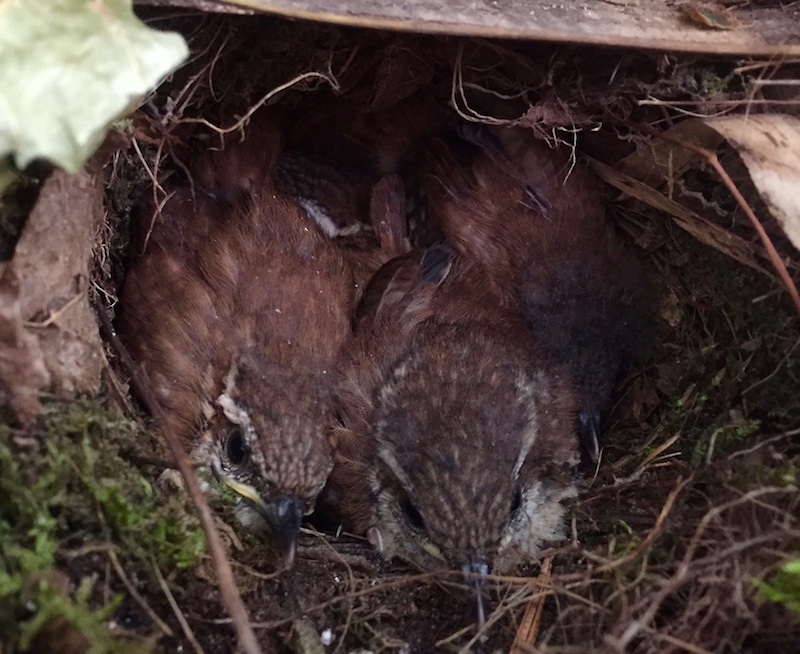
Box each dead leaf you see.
[680,4,740,30]
[369,45,434,112]
[7,165,107,401]
[0,264,50,424]
[618,118,725,188]
[587,156,770,276]
[705,114,800,253]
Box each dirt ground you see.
[2,8,800,654]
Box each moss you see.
[0,398,205,650]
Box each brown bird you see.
[275,92,450,245]
[325,180,580,598]
[118,117,356,566]
[421,124,654,462]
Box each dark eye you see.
[226,428,247,465]
[510,489,522,515]
[402,496,425,530]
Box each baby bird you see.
[421,125,654,462]
[119,117,355,566]
[326,209,580,597]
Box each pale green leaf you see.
[0,0,188,173]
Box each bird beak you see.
[578,404,602,463]
[461,555,490,628]
[258,494,304,567]
[220,477,303,567]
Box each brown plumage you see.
[324,177,580,586]
[420,125,654,461]
[118,117,355,566]
[275,92,450,245]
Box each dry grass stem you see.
[94,303,263,654]
[153,559,205,654]
[105,546,174,638]
[510,556,554,653]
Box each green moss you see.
[0,398,205,650]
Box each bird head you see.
[365,324,579,592]
[195,352,334,567]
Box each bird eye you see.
[402,496,425,530]
[225,428,247,465]
[510,489,522,515]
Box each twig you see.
[614,486,795,649]
[101,364,136,418]
[648,628,715,654]
[728,432,795,460]
[106,546,174,637]
[244,573,439,630]
[434,624,474,648]
[626,120,800,320]
[679,486,790,572]
[23,289,84,328]
[142,190,176,255]
[459,584,533,653]
[312,530,356,654]
[94,303,263,654]
[153,559,205,654]
[596,476,692,574]
[510,556,554,654]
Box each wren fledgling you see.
[119,117,356,566]
[421,124,654,462]
[326,232,580,590]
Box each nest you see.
[2,5,799,654]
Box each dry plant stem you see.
[434,624,474,648]
[459,584,533,653]
[318,537,356,654]
[23,290,84,328]
[153,559,205,654]
[627,120,800,319]
[106,546,174,637]
[509,556,554,654]
[182,71,339,137]
[94,305,262,654]
[451,42,514,126]
[101,365,137,418]
[646,627,714,654]
[614,486,795,650]
[596,475,692,574]
[679,486,789,570]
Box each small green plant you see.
[690,418,762,467]
[754,557,800,617]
